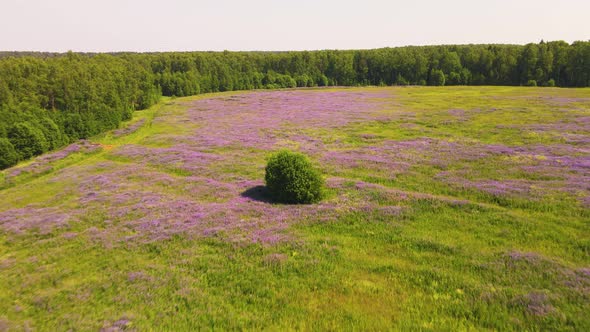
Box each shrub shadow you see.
[241,185,273,203]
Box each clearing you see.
[1,86,589,330]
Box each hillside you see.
[0,86,589,330]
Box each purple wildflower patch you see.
[6,140,102,180]
[513,292,556,316]
[111,144,222,175]
[112,119,146,137]
[1,88,588,246]
[0,206,71,234]
[179,90,393,149]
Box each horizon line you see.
[2,39,589,54]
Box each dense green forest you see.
[1,41,589,169]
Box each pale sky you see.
[1,0,588,52]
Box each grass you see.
[0,86,589,330]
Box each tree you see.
[64,113,86,141]
[429,69,446,86]
[0,138,18,169]
[8,122,48,160]
[0,79,13,108]
[38,117,65,150]
[396,74,409,86]
[518,43,539,85]
[440,51,462,75]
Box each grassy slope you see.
[0,87,589,331]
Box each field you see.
[1,86,589,330]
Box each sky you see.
[1,0,588,52]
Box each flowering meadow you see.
[0,87,589,330]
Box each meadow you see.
[0,86,589,330]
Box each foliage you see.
[38,117,65,150]
[265,150,324,204]
[8,122,48,160]
[63,113,87,140]
[429,69,446,86]
[396,74,409,85]
[0,138,18,168]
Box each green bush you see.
[429,69,446,86]
[318,75,329,87]
[395,74,409,86]
[447,72,461,85]
[0,138,18,169]
[64,113,87,140]
[265,150,324,204]
[526,79,538,87]
[38,117,65,150]
[8,122,48,160]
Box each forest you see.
[1,41,589,169]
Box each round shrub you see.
[8,122,49,160]
[0,138,18,169]
[265,150,324,204]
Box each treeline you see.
[0,52,160,168]
[150,41,590,95]
[1,41,590,169]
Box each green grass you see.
[0,87,589,330]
